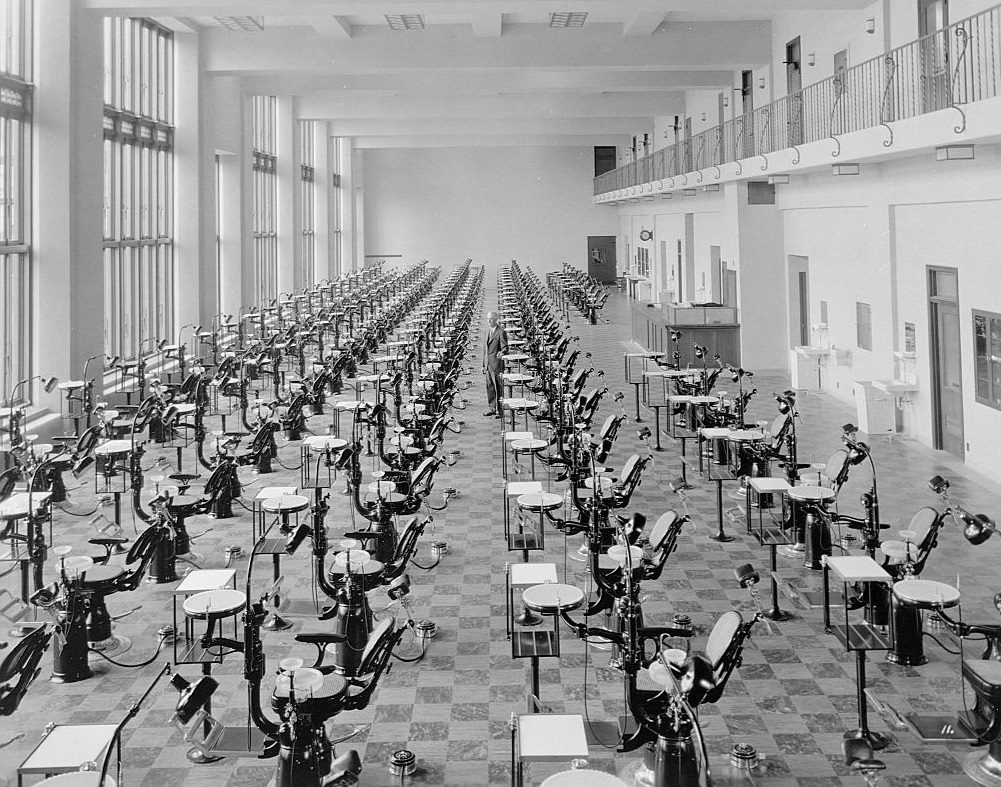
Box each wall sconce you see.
[700,112,706,122]
[865,18,875,34]
[757,76,766,89]
[936,144,975,160]
[807,52,816,66]
[722,94,729,107]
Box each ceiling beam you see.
[471,10,502,37]
[311,15,353,39]
[622,11,668,36]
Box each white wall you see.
[362,146,618,283]
[776,145,1001,477]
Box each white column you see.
[32,0,104,411]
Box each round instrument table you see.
[889,579,960,667]
[273,667,325,696]
[583,475,614,494]
[522,583,585,614]
[261,495,311,515]
[893,579,960,610]
[786,485,836,503]
[511,438,547,453]
[517,492,563,513]
[183,589,247,621]
[328,558,385,590]
[541,772,627,787]
[303,435,348,451]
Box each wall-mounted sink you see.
[872,380,919,396]
[794,345,829,358]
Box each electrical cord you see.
[89,632,169,668]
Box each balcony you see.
[594,4,1000,197]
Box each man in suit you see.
[482,311,507,418]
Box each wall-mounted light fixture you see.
[700,112,707,122]
[757,76,766,89]
[936,144,975,160]
[832,162,860,176]
[865,18,875,34]
[722,94,729,107]
[807,52,816,67]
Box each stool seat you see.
[511,438,547,452]
[879,540,910,564]
[183,589,247,620]
[82,564,125,588]
[963,659,1001,699]
[328,559,384,590]
[541,770,626,787]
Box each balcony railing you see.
[595,4,1000,196]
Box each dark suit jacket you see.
[484,325,508,372]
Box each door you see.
[786,37,803,145]
[787,255,809,348]
[919,0,950,112]
[722,268,737,308]
[587,235,617,283]
[710,246,723,304]
[928,267,964,458]
[740,70,754,158]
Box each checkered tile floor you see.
[1,283,998,786]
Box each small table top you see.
[174,568,237,595]
[255,486,298,501]
[749,477,792,493]
[504,398,539,410]
[509,562,558,587]
[0,492,53,519]
[504,430,535,442]
[19,724,118,775]
[517,714,589,762]
[511,438,547,452]
[699,427,731,438]
[507,481,543,496]
[826,555,890,583]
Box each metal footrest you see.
[512,630,558,660]
[508,531,543,551]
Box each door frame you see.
[927,264,964,456]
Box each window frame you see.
[973,309,1001,411]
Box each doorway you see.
[919,0,950,112]
[710,246,722,304]
[587,236,617,283]
[787,255,810,348]
[786,37,803,145]
[928,266,964,458]
[683,117,693,172]
[740,70,754,158]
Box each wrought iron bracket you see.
[880,123,894,148]
[759,154,769,171]
[790,146,801,165]
[830,136,842,158]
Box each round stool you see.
[889,579,960,666]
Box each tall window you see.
[252,95,277,303]
[102,17,175,360]
[0,0,32,404]
[973,310,1001,411]
[298,120,315,288]
[331,137,342,275]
